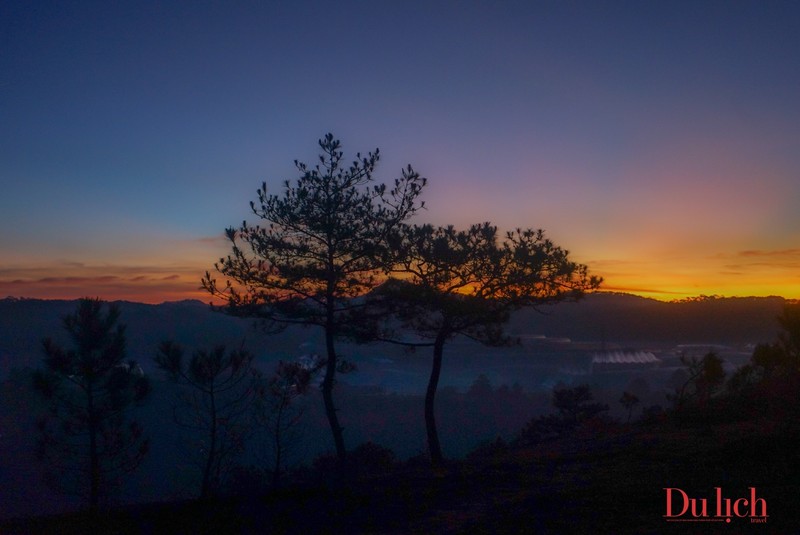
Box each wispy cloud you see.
[726,249,800,270]
[598,285,687,297]
[738,249,800,258]
[0,261,209,303]
[0,233,233,302]
[192,234,230,246]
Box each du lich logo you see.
[664,487,767,524]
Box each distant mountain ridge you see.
[0,293,787,379]
[510,292,786,347]
[0,298,277,379]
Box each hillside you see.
[3,392,798,534]
[0,298,296,379]
[0,293,787,380]
[510,293,785,346]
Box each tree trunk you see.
[201,388,217,500]
[87,385,100,512]
[322,243,346,465]
[425,334,446,468]
[272,399,285,489]
[323,313,346,463]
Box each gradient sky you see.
[1,1,799,303]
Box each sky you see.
[1,1,799,303]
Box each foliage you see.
[466,436,509,463]
[551,384,610,427]
[377,224,600,342]
[516,384,609,446]
[738,304,800,381]
[668,352,725,410]
[777,302,800,365]
[202,133,426,461]
[155,341,256,499]
[724,303,800,416]
[311,441,396,481]
[32,298,150,510]
[619,391,640,423]
[349,441,396,475]
[751,342,792,376]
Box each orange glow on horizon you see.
[2,242,798,304]
[3,267,798,304]
[0,266,211,304]
[595,271,800,302]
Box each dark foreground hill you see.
[3,395,797,534]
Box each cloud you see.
[597,285,686,296]
[193,234,230,245]
[0,261,208,303]
[729,249,800,270]
[738,249,800,258]
[8,276,121,286]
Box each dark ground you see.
[3,412,795,534]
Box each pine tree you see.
[33,298,150,511]
[203,133,426,462]
[373,224,600,466]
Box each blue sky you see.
[2,1,799,301]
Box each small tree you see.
[155,342,256,499]
[552,384,609,427]
[202,134,426,462]
[33,298,150,511]
[776,302,800,366]
[516,384,609,445]
[751,342,791,377]
[670,351,725,409]
[619,391,640,423]
[254,359,320,488]
[728,304,800,394]
[372,223,600,466]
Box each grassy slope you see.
[4,405,797,534]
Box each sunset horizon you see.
[0,250,797,305]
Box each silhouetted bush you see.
[225,464,269,497]
[311,441,396,482]
[515,384,609,446]
[349,441,395,475]
[639,404,665,424]
[466,436,509,462]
